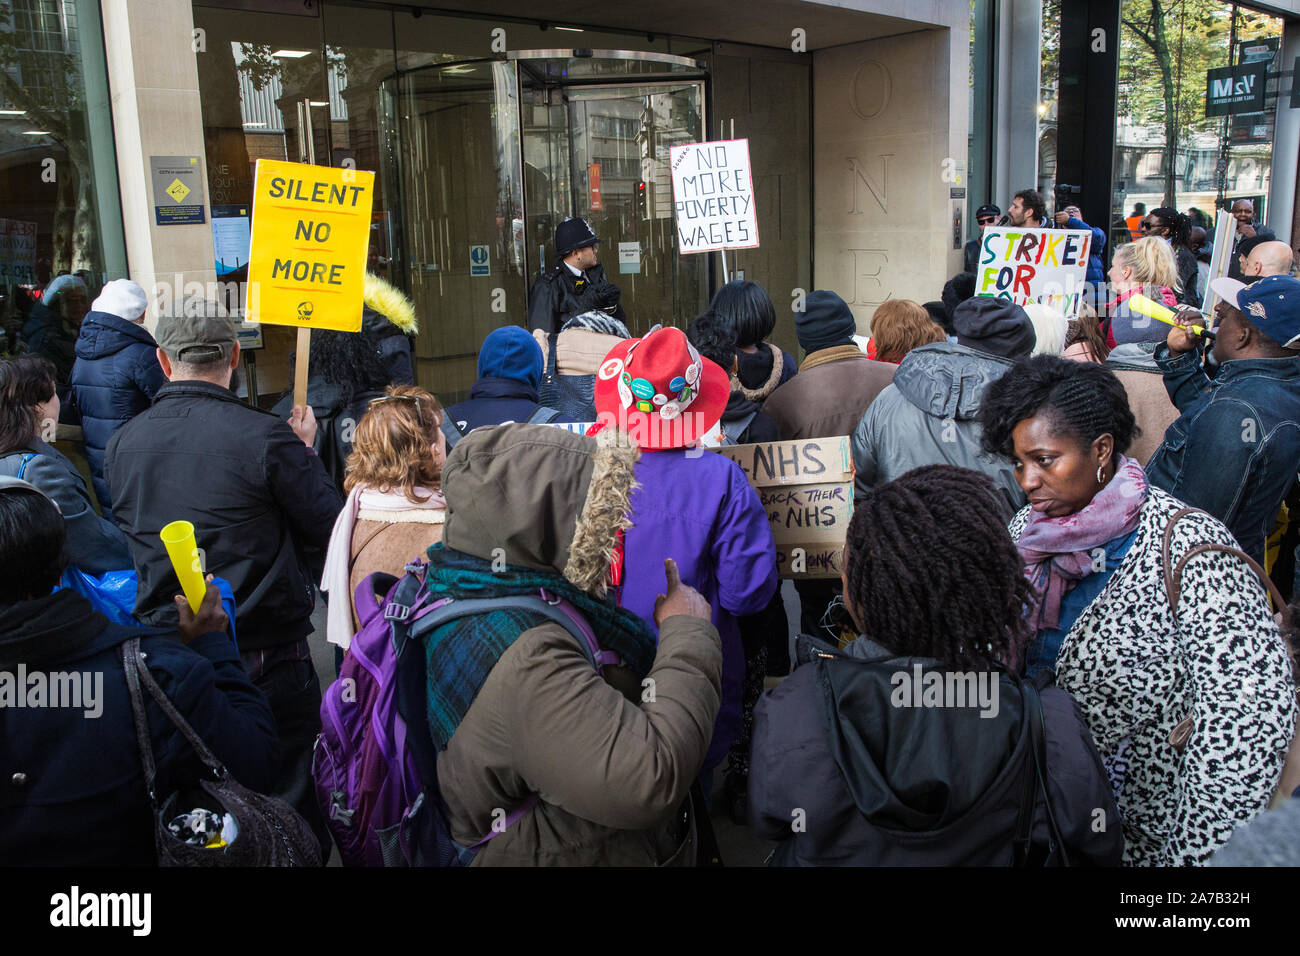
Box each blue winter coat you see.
[70,311,167,516]
[0,590,276,865]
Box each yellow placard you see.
[245,159,374,332]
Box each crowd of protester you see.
[3,197,1300,871]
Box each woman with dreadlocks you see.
[747,465,1122,866]
[1142,207,1200,308]
[274,326,396,495]
[981,355,1296,865]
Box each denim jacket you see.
[1145,345,1300,563]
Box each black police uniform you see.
[525,217,625,334]
[526,262,625,334]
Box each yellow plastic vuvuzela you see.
[1128,294,1213,338]
[160,520,205,613]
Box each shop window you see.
[0,0,126,363]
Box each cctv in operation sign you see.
[245,158,374,333]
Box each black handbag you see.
[123,637,321,867]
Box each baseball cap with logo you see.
[155,301,238,363]
[1211,275,1300,348]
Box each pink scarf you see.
[1016,454,1147,631]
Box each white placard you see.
[973,227,1092,315]
[668,138,759,254]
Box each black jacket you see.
[70,310,168,516]
[749,636,1124,866]
[526,263,625,334]
[105,380,343,650]
[272,379,384,496]
[0,590,275,865]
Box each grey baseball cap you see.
[155,303,238,363]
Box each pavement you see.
[307,580,803,867]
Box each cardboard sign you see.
[245,159,374,332]
[668,138,759,253]
[974,227,1091,314]
[712,437,853,579]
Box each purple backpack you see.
[313,563,611,866]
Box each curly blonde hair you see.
[870,299,946,363]
[344,385,444,503]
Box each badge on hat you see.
[617,327,704,420]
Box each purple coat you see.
[619,448,778,769]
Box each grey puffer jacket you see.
[850,342,1025,517]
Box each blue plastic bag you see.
[58,566,137,624]
[56,567,239,650]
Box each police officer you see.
[526,217,625,334]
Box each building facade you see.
[2,0,1299,404]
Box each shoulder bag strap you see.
[1160,506,1290,752]
[123,637,161,805]
[546,331,560,375]
[124,636,227,777]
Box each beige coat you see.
[348,512,444,628]
[1106,344,1180,466]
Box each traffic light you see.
[637,181,648,219]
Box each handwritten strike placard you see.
[712,437,852,579]
[975,227,1091,315]
[245,159,374,332]
[669,138,759,253]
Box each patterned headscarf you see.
[562,311,631,338]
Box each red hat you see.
[593,325,730,450]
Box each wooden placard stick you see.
[294,326,311,411]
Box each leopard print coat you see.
[1009,487,1297,865]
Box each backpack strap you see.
[440,416,465,451]
[407,591,615,674]
[722,410,758,445]
[526,405,561,425]
[15,453,35,480]
[353,572,398,629]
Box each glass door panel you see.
[563,83,706,335]
[391,60,526,402]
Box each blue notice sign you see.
[470,244,490,276]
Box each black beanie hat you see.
[952,297,1036,359]
[795,290,858,353]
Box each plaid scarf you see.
[422,543,658,751]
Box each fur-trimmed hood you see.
[363,272,418,334]
[439,424,639,596]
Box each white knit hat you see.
[91,279,148,322]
